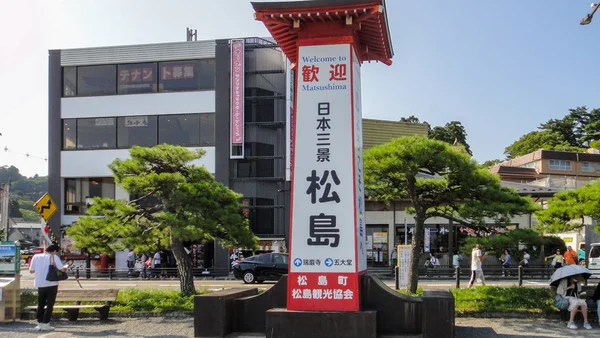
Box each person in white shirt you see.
[468,244,486,288]
[29,244,68,331]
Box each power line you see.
[3,146,47,162]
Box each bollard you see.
[75,267,80,280]
[395,266,400,290]
[455,266,460,289]
[518,265,523,287]
[109,267,113,280]
[86,267,91,280]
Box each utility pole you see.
[0,183,9,241]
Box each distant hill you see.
[0,165,47,222]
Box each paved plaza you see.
[1,317,599,338]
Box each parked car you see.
[232,253,288,284]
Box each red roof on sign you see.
[252,0,394,66]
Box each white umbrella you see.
[549,265,592,286]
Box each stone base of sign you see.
[193,288,258,338]
[233,275,288,333]
[422,290,455,338]
[265,308,377,338]
[192,274,455,338]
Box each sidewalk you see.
[0,317,598,337]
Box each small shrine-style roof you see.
[252,0,394,65]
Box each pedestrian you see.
[452,250,462,277]
[545,249,564,271]
[152,250,162,279]
[425,252,440,277]
[557,275,592,330]
[564,246,578,265]
[592,282,600,326]
[139,253,148,279]
[467,244,486,288]
[391,248,398,267]
[127,250,135,276]
[28,244,69,331]
[500,249,511,277]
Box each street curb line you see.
[457,311,561,319]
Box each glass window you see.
[77,65,117,96]
[117,116,158,148]
[273,254,288,264]
[117,63,157,94]
[64,178,115,215]
[249,198,274,235]
[158,59,215,92]
[199,114,215,146]
[258,254,272,263]
[63,119,77,150]
[77,118,116,150]
[582,162,594,172]
[63,67,77,97]
[549,160,572,171]
[158,114,200,146]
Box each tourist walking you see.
[468,244,486,288]
[546,249,564,270]
[29,244,69,331]
[500,249,511,277]
[564,246,578,265]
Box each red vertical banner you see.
[230,39,245,158]
[288,43,363,312]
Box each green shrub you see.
[21,291,37,311]
[451,286,556,314]
[397,288,424,297]
[21,288,210,314]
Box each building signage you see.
[119,65,155,89]
[160,63,195,81]
[0,242,20,273]
[424,228,431,253]
[288,44,365,312]
[230,39,245,159]
[373,232,387,244]
[397,245,411,290]
[124,116,148,127]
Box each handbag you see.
[553,294,569,310]
[46,254,69,282]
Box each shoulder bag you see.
[46,254,69,282]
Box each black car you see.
[232,253,288,284]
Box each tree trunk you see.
[171,238,195,296]
[408,214,425,294]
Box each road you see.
[17,272,561,291]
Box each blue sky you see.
[1,0,599,177]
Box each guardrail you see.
[69,266,233,280]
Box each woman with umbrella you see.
[551,265,593,330]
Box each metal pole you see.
[455,266,460,289]
[1,183,10,241]
[518,265,523,287]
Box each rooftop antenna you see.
[186,27,197,41]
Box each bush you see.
[397,288,424,297]
[21,289,210,314]
[451,286,556,314]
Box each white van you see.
[589,243,600,278]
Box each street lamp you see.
[581,3,600,25]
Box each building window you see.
[235,143,275,178]
[63,67,77,97]
[158,114,200,146]
[582,161,595,173]
[199,113,215,146]
[520,162,538,170]
[117,116,158,148]
[77,65,117,96]
[247,198,275,235]
[64,178,115,215]
[77,118,117,150]
[158,59,215,92]
[549,160,572,171]
[117,63,158,94]
[63,119,77,150]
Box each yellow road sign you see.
[33,193,57,223]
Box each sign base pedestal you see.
[266,308,376,338]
